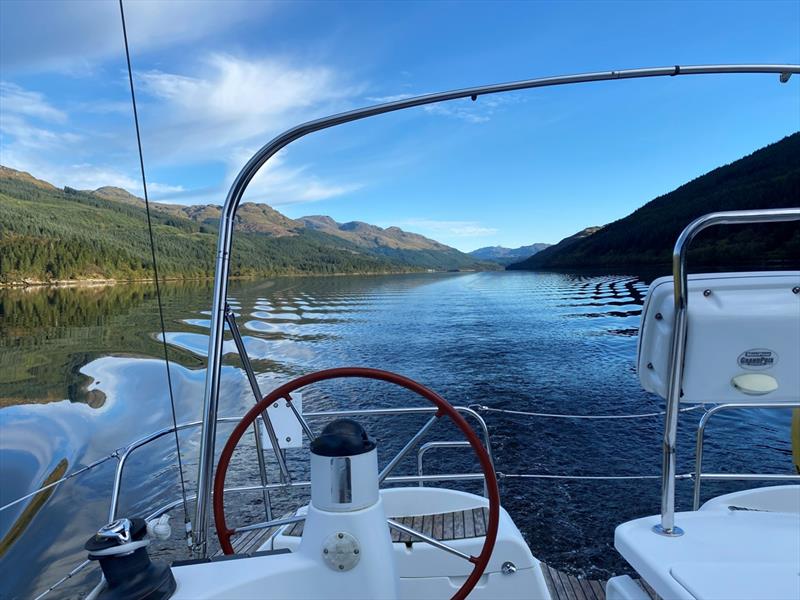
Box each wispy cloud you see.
[399,218,498,237]
[0,82,67,123]
[1,1,271,74]
[225,147,361,206]
[137,53,361,159]
[0,83,181,197]
[1,53,364,206]
[365,90,522,123]
[365,93,416,103]
[423,103,490,124]
[128,52,367,205]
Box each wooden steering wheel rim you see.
[213,367,500,600]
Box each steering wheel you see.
[213,367,500,600]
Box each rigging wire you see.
[498,472,694,481]
[470,404,705,420]
[119,0,191,544]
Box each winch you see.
[84,517,175,600]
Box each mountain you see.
[0,168,494,284]
[299,216,484,269]
[508,133,800,271]
[469,243,551,266]
[506,228,601,269]
[0,166,57,191]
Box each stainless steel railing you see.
[109,405,493,526]
[657,208,800,536]
[692,402,800,510]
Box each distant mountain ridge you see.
[506,227,601,269]
[469,243,551,265]
[508,133,800,271]
[0,168,495,284]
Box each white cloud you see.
[366,90,523,124]
[365,94,416,103]
[129,53,364,205]
[399,218,498,237]
[214,147,360,207]
[1,55,360,206]
[0,82,67,123]
[0,83,181,197]
[423,103,490,124]
[148,182,186,196]
[0,1,271,74]
[0,114,82,151]
[137,53,361,159]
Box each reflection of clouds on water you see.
[158,332,315,365]
[198,310,240,317]
[243,320,286,333]
[182,318,230,330]
[265,312,302,320]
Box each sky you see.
[1,1,798,251]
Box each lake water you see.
[0,272,794,599]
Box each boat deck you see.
[219,507,659,600]
[283,506,490,541]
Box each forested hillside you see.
[0,171,491,284]
[509,133,800,271]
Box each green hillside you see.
[509,133,800,271]
[0,172,491,284]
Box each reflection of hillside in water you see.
[0,282,211,405]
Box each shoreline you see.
[0,269,485,289]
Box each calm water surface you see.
[0,272,793,599]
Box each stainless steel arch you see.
[193,63,800,555]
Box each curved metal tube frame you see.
[195,63,800,554]
[109,406,491,523]
[656,208,800,536]
[692,402,800,510]
[417,441,473,486]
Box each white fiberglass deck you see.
[615,507,800,600]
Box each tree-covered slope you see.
[509,133,800,271]
[0,174,491,283]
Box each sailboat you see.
[4,5,800,599]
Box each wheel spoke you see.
[231,514,306,535]
[387,519,474,562]
[379,415,439,483]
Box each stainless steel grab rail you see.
[416,441,473,487]
[692,402,800,510]
[194,64,800,556]
[657,208,800,536]
[109,405,493,525]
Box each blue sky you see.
[1,1,798,251]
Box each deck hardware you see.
[703,289,712,297]
[471,94,477,101]
[780,72,792,82]
[502,561,517,575]
[321,531,360,572]
[387,519,472,561]
[647,362,654,370]
[655,313,663,320]
[792,286,799,294]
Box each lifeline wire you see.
[119,0,191,538]
[471,404,704,420]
